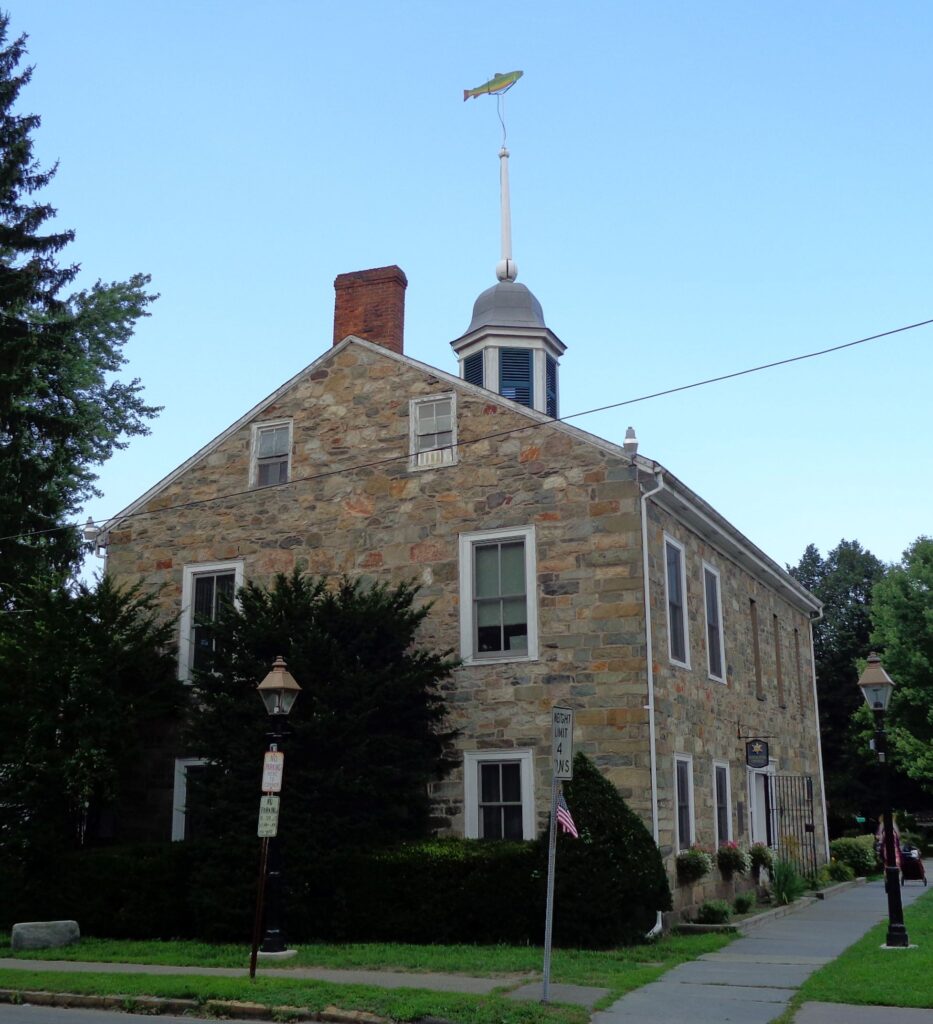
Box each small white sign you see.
[552,706,574,779]
[262,751,284,793]
[257,795,280,837]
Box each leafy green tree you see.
[0,575,182,856]
[870,537,933,792]
[0,13,158,596]
[790,541,885,830]
[185,571,458,852]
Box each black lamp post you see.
[857,652,908,949]
[256,656,301,955]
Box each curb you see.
[0,988,400,1023]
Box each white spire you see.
[496,146,518,282]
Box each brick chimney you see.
[333,265,407,354]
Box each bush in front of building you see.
[543,753,672,948]
[829,835,877,876]
[695,899,732,924]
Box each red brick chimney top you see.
[333,265,408,354]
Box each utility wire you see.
[1,315,930,546]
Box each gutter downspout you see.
[640,469,666,935]
[807,608,831,860]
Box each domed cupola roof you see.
[464,280,547,334]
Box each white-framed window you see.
[713,759,732,846]
[250,420,292,487]
[171,757,209,841]
[458,526,538,664]
[665,535,689,667]
[674,753,695,851]
[703,562,725,682]
[463,749,535,840]
[409,394,457,469]
[178,560,244,680]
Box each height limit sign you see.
[552,706,574,779]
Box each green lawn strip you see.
[0,968,587,1024]
[772,888,933,1024]
[1,932,733,992]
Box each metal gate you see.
[771,774,818,880]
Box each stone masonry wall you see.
[105,341,653,839]
[645,501,826,916]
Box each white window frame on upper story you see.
[703,561,726,683]
[712,758,733,846]
[249,419,292,488]
[178,560,245,681]
[463,748,536,840]
[664,535,690,668]
[674,753,695,851]
[409,393,457,470]
[171,757,209,841]
[458,525,538,665]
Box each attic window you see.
[252,421,291,487]
[499,349,533,407]
[410,394,457,469]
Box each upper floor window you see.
[410,394,456,469]
[179,560,244,680]
[458,526,538,664]
[251,420,291,487]
[703,563,725,682]
[665,536,689,667]
[499,348,533,407]
[750,598,764,700]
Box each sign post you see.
[250,750,285,978]
[542,706,574,1004]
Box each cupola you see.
[451,144,565,417]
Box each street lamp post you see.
[857,652,909,949]
[255,656,301,958]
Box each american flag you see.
[556,790,579,838]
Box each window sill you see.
[464,653,539,667]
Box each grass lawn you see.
[0,932,735,1019]
[773,887,933,1024]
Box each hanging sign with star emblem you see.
[745,740,769,769]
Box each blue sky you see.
[15,0,932,572]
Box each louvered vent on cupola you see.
[499,348,533,408]
[464,351,484,387]
[545,354,558,418]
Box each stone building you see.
[101,264,828,915]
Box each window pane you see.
[474,546,500,598]
[481,805,502,839]
[214,573,235,609]
[502,805,523,839]
[477,617,503,653]
[499,542,525,595]
[480,763,501,803]
[193,576,214,618]
[667,544,682,604]
[501,762,521,803]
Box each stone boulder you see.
[11,920,80,952]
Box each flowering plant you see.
[716,841,751,877]
[676,844,713,883]
[750,842,773,877]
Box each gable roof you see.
[101,336,819,615]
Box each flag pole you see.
[541,774,559,1003]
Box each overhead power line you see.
[2,315,930,546]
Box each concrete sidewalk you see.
[593,874,931,1024]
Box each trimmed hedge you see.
[2,758,671,948]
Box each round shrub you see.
[695,899,732,924]
[544,753,672,948]
[829,835,876,876]
[827,860,856,883]
[733,892,755,914]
